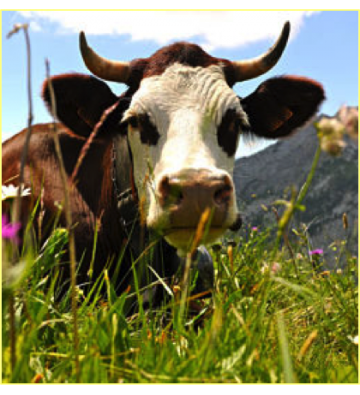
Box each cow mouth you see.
[150,212,242,251]
[161,213,242,235]
[161,226,228,252]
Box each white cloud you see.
[19,10,318,50]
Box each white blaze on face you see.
[123,63,248,234]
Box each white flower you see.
[348,335,358,345]
[338,106,358,141]
[316,117,346,156]
[260,263,269,274]
[2,184,31,201]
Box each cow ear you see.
[42,73,118,137]
[241,76,325,139]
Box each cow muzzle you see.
[149,169,239,250]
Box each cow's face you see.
[122,63,248,250]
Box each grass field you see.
[2,215,358,383]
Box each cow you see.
[2,22,325,309]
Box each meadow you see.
[1,23,358,384]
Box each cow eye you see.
[137,114,160,146]
[217,109,242,157]
[127,116,139,129]
[122,113,160,145]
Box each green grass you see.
[2,222,358,383]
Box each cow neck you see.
[112,134,139,233]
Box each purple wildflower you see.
[2,214,21,244]
[251,227,258,232]
[309,249,324,256]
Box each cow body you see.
[2,22,325,304]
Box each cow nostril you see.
[158,176,183,206]
[172,188,184,205]
[214,184,232,206]
[159,176,170,200]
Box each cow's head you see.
[43,22,325,252]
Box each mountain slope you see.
[234,114,358,267]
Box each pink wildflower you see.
[309,249,324,256]
[271,262,281,274]
[2,214,21,244]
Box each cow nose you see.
[159,174,232,208]
[158,170,234,227]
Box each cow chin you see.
[163,227,227,252]
[147,206,237,252]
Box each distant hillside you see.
[234,112,358,268]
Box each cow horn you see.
[79,31,130,83]
[232,21,290,82]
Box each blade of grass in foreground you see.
[276,311,297,383]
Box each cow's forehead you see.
[124,63,242,125]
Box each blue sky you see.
[1,10,358,157]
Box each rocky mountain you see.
[234,113,358,268]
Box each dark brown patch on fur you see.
[128,42,236,90]
[127,113,160,146]
[217,109,247,157]
[137,113,160,145]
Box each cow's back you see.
[2,124,124,288]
